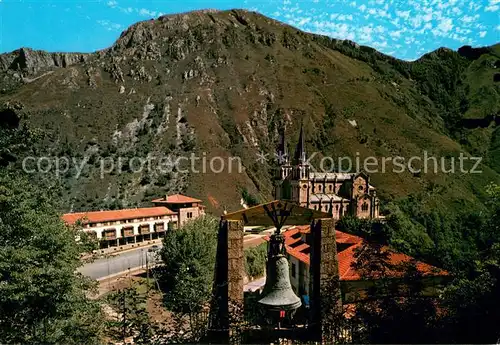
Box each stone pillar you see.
[208,219,244,344]
[227,220,244,345]
[309,218,342,344]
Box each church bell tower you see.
[274,124,311,207]
[292,124,310,207]
[274,127,292,200]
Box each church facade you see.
[274,126,381,219]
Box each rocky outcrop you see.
[0,47,90,76]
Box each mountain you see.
[1,9,499,215]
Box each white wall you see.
[83,215,178,239]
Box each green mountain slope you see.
[0,9,499,215]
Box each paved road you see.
[78,244,162,280]
[244,276,266,292]
[79,233,268,280]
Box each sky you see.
[0,0,499,60]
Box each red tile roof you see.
[62,207,175,225]
[152,194,202,204]
[264,225,448,281]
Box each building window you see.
[291,263,296,278]
[329,185,333,192]
[362,203,369,211]
[319,185,322,192]
[187,212,193,219]
[358,185,364,191]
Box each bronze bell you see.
[258,236,302,311]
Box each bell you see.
[258,254,302,311]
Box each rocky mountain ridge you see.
[1,9,499,214]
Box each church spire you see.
[277,126,289,165]
[294,123,306,164]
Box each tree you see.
[0,171,104,344]
[244,243,267,278]
[106,286,159,344]
[157,215,219,341]
[350,184,500,343]
[240,187,260,207]
[0,111,40,168]
[440,183,500,343]
[352,242,441,343]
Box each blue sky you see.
[0,0,499,60]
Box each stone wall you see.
[309,218,342,344]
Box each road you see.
[79,233,268,280]
[78,244,162,280]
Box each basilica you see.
[274,126,381,219]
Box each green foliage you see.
[106,286,157,344]
[440,185,500,342]
[353,270,442,343]
[336,215,391,244]
[244,243,267,278]
[240,187,260,207]
[0,171,104,344]
[382,203,434,258]
[158,215,219,314]
[349,183,500,343]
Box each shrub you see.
[245,242,267,278]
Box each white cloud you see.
[469,2,482,11]
[395,10,410,20]
[138,8,157,17]
[359,26,373,41]
[337,14,353,21]
[297,17,311,25]
[376,9,389,18]
[258,0,497,60]
[390,18,400,27]
[485,0,500,11]
[97,20,122,32]
[422,12,433,22]
[485,4,499,11]
[437,18,453,33]
[461,14,479,23]
[409,15,422,28]
[106,0,118,7]
[456,27,471,34]
[390,30,402,38]
[374,40,388,48]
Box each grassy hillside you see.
[0,9,499,216]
